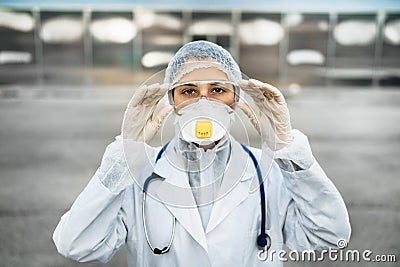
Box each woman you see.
[53,41,351,266]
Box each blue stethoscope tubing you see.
[142,142,271,255]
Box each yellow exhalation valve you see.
[195,120,212,139]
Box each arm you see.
[53,137,135,263]
[238,79,350,250]
[53,81,172,262]
[274,130,351,251]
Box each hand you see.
[122,83,173,143]
[237,79,293,151]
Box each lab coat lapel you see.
[205,140,256,234]
[153,143,209,253]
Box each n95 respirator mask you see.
[175,99,235,146]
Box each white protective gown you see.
[53,129,351,266]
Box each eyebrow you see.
[209,82,234,88]
[176,83,197,87]
[174,81,233,89]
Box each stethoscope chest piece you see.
[257,232,271,252]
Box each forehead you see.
[178,67,229,83]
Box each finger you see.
[147,83,169,94]
[238,79,250,90]
[154,83,170,99]
[147,83,170,105]
[249,79,285,104]
[248,78,265,88]
[159,83,170,95]
[129,85,148,108]
[148,82,161,90]
[141,84,159,106]
[239,79,258,94]
[141,83,166,106]
[238,79,265,102]
[248,79,273,100]
[153,105,173,127]
[236,102,254,120]
[143,83,161,99]
[144,105,173,143]
[149,83,170,101]
[262,84,284,103]
[236,102,261,135]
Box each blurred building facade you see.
[0,5,400,87]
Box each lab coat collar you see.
[152,136,257,252]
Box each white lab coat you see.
[53,130,351,267]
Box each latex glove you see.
[237,79,293,151]
[122,83,173,143]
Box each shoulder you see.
[104,135,163,163]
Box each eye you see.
[211,87,227,94]
[181,88,197,96]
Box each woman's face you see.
[172,67,235,108]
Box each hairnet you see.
[164,40,242,85]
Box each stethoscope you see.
[142,142,271,255]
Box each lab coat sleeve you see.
[274,129,351,251]
[53,137,139,263]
